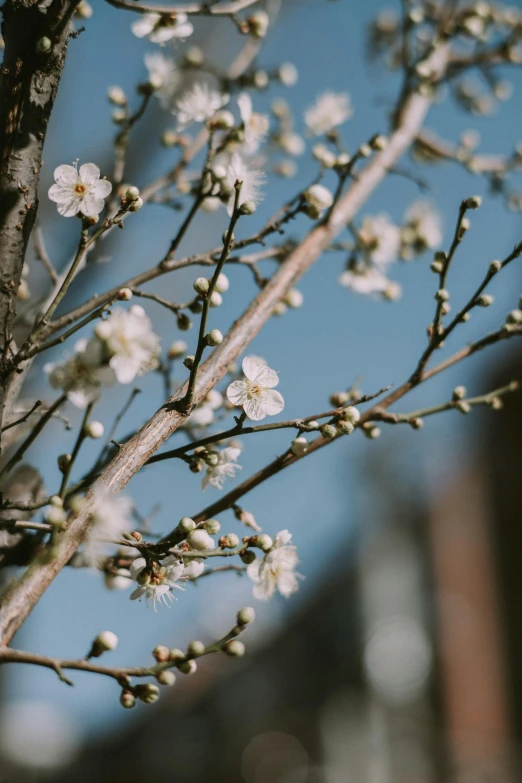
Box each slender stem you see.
[58,403,93,499]
[183,184,243,409]
[0,395,67,485]
[1,400,42,432]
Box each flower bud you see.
[370,134,388,151]
[36,37,52,54]
[215,273,229,293]
[108,86,126,106]
[184,45,204,67]
[161,130,179,147]
[135,683,160,704]
[187,529,215,551]
[187,640,205,657]
[126,186,140,202]
[341,406,360,423]
[337,420,354,435]
[435,288,450,302]
[306,420,320,430]
[489,259,502,273]
[465,195,482,209]
[237,607,256,625]
[205,329,223,346]
[362,423,381,439]
[156,670,176,686]
[129,197,143,212]
[76,1,93,19]
[85,420,104,439]
[506,309,522,324]
[477,294,493,307]
[168,648,185,662]
[312,144,337,168]
[224,640,245,657]
[430,260,444,274]
[253,69,269,89]
[57,453,72,472]
[278,62,298,86]
[321,424,337,439]
[212,110,235,130]
[210,291,223,307]
[284,289,303,308]
[112,108,126,124]
[255,534,273,551]
[193,277,209,296]
[89,630,118,658]
[153,645,170,663]
[240,548,257,564]
[248,10,270,37]
[46,506,67,527]
[178,659,197,674]
[117,287,133,302]
[50,494,63,508]
[359,143,372,158]
[177,313,192,331]
[168,340,187,359]
[291,436,308,457]
[456,400,471,414]
[204,518,221,535]
[304,184,334,211]
[189,299,204,314]
[410,417,424,430]
[179,516,196,533]
[452,385,467,400]
[184,354,195,369]
[120,690,136,709]
[239,200,256,215]
[221,533,239,549]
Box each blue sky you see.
[2,0,522,756]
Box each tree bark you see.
[0,0,73,445]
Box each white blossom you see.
[45,338,115,408]
[95,306,160,384]
[131,12,193,44]
[130,555,185,610]
[247,530,300,600]
[184,558,205,578]
[227,356,284,421]
[404,201,443,250]
[339,266,400,298]
[359,213,401,266]
[202,446,242,491]
[237,92,270,154]
[82,492,134,568]
[48,162,112,218]
[220,153,265,216]
[175,83,229,131]
[144,52,179,108]
[304,91,352,136]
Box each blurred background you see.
[0,0,521,780]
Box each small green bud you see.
[456,400,471,414]
[183,354,195,370]
[237,607,256,625]
[255,534,273,551]
[36,37,52,54]
[224,640,245,657]
[321,424,337,439]
[156,670,176,686]
[126,186,140,202]
[187,640,205,657]
[178,659,197,674]
[435,288,450,302]
[205,329,223,346]
[476,294,493,307]
[179,517,196,533]
[239,200,256,215]
[452,385,467,400]
[135,683,160,704]
[168,648,185,662]
[337,420,354,435]
[489,259,502,273]
[204,519,221,535]
[220,533,239,549]
[340,406,360,424]
[177,313,192,331]
[153,645,170,662]
[120,690,136,709]
[465,195,482,209]
[193,277,209,296]
[240,549,257,565]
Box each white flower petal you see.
[226,380,248,406]
[80,196,104,218]
[243,397,267,421]
[79,162,101,185]
[129,557,147,580]
[53,165,78,186]
[262,389,284,416]
[91,179,112,199]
